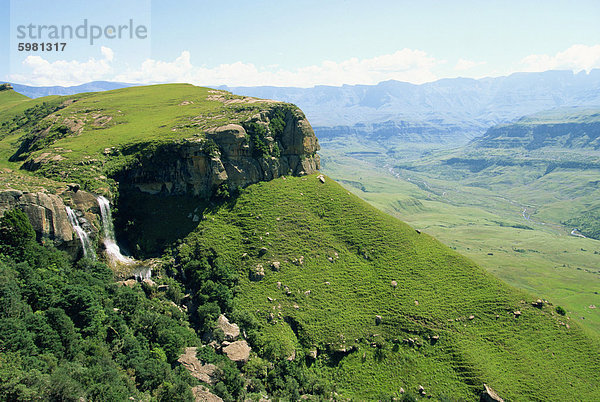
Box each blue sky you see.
[2,0,600,86]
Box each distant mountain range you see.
[8,70,600,144]
[8,81,135,98]
[221,70,600,143]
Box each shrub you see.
[556,306,566,316]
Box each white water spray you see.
[65,207,96,259]
[97,196,135,266]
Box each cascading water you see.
[97,196,135,266]
[65,206,96,259]
[134,266,152,281]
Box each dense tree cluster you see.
[0,209,196,401]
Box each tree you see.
[0,209,35,259]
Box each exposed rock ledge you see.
[116,105,320,198]
[0,188,99,252]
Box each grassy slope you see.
[0,88,29,108]
[320,148,600,335]
[181,174,600,400]
[0,84,270,158]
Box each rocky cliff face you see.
[115,105,320,198]
[475,122,600,150]
[0,188,100,255]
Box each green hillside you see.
[0,84,289,194]
[317,107,600,337]
[0,84,29,108]
[175,174,600,400]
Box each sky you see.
[1,0,600,87]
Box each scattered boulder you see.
[481,383,504,402]
[222,340,251,365]
[317,174,325,183]
[532,299,544,308]
[469,315,475,320]
[418,385,426,396]
[259,247,268,256]
[430,335,440,345]
[142,278,157,287]
[271,261,281,271]
[116,279,137,287]
[308,348,318,359]
[391,280,397,289]
[216,315,240,341]
[287,349,296,361]
[177,347,218,385]
[191,385,223,402]
[513,311,522,317]
[375,315,382,325]
[157,284,169,292]
[250,264,265,281]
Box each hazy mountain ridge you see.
[8,81,135,98]
[222,69,600,143]
[473,107,600,150]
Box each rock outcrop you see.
[481,384,504,402]
[191,385,223,402]
[216,315,240,341]
[177,347,218,385]
[115,105,320,198]
[0,190,73,243]
[222,340,251,365]
[0,188,100,255]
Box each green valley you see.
[319,107,600,336]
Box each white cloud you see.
[8,47,114,86]
[520,44,600,73]
[9,48,442,87]
[123,49,441,87]
[454,58,486,71]
[101,46,114,62]
[114,48,441,87]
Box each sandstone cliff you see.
[0,188,100,255]
[115,105,320,198]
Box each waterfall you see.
[65,207,96,259]
[97,196,135,266]
[134,266,152,281]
